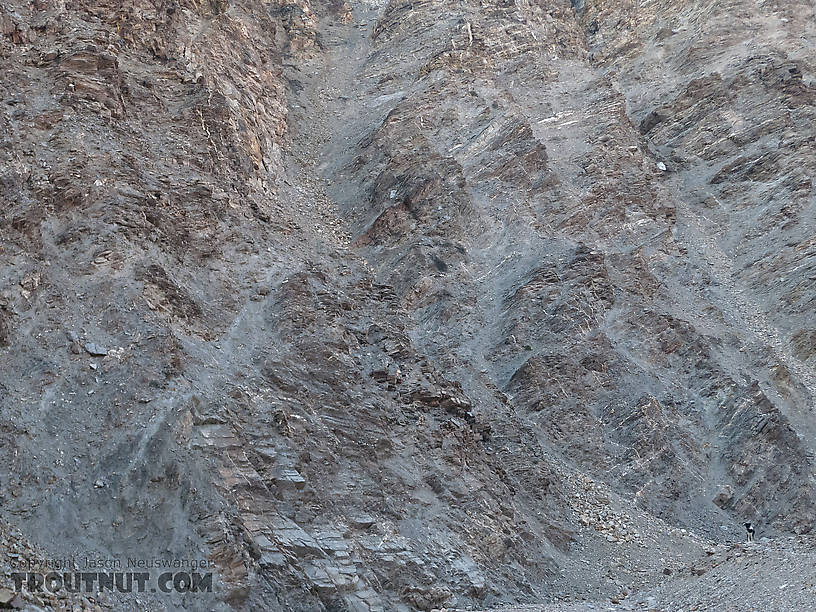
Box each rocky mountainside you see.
[1,0,815,610]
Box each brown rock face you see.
[2,0,816,610]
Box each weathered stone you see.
[273,469,306,490]
[83,343,108,356]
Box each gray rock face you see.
[1,0,816,611]
[83,342,108,357]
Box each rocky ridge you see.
[1,0,816,611]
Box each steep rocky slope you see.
[1,0,815,611]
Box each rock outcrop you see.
[1,0,815,610]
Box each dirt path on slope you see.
[279,3,384,251]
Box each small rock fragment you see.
[84,343,108,356]
[349,514,376,529]
[0,588,15,605]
